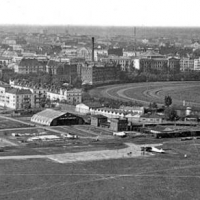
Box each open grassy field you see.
[1,138,200,200]
[90,81,200,107]
[51,126,96,137]
[0,117,31,129]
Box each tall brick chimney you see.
[92,37,94,62]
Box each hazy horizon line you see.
[0,24,200,29]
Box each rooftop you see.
[140,51,165,59]
[7,88,32,95]
[19,58,47,67]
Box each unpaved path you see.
[0,138,18,147]
[0,143,162,163]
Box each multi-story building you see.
[0,56,13,66]
[101,56,133,71]
[46,60,65,75]
[123,51,136,57]
[0,84,33,110]
[190,42,200,50]
[81,62,120,85]
[0,84,12,107]
[77,47,92,61]
[139,58,168,72]
[17,58,48,74]
[94,49,108,61]
[67,88,82,104]
[168,57,181,72]
[133,51,167,71]
[180,58,194,71]
[5,88,33,110]
[108,48,123,57]
[61,47,77,58]
[133,51,180,72]
[46,61,78,80]
[9,80,47,108]
[47,88,82,104]
[2,37,16,45]
[194,58,200,71]
[0,67,14,79]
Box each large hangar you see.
[31,109,84,126]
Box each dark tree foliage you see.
[165,96,172,107]
[164,107,179,121]
[149,102,158,109]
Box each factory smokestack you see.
[92,37,94,62]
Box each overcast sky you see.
[1,0,200,27]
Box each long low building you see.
[31,109,84,126]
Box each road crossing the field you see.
[0,143,161,163]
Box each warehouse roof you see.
[31,109,66,126]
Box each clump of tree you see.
[149,102,158,109]
[164,107,179,121]
[163,96,179,121]
[164,95,172,107]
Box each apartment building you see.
[81,62,120,85]
[0,84,33,110]
[101,56,133,71]
[5,88,33,110]
[17,58,48,74]
[133,52,180,72]
[47,88,82,104]
[9,80,47,108]
[194,58,200,70]
[180,58,194,71]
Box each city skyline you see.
[1,0,200,27]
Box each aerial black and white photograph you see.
[1,0,200,199]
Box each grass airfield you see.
[1,138,200,200]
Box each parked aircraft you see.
[113,131,127,137]
[65,133,78,139]
[141,146,165,154]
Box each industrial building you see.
[31,109,84,126]
[91,115,108,127]
[109,118,128,132]
[81,62,120,85]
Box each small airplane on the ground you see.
[61,133,78,139]
[113,131,127,137]
[141,146,165,154]
[66,134,78,139]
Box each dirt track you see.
[90,81,200,107]
[0,138,18,147]
[0,143,162,163]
